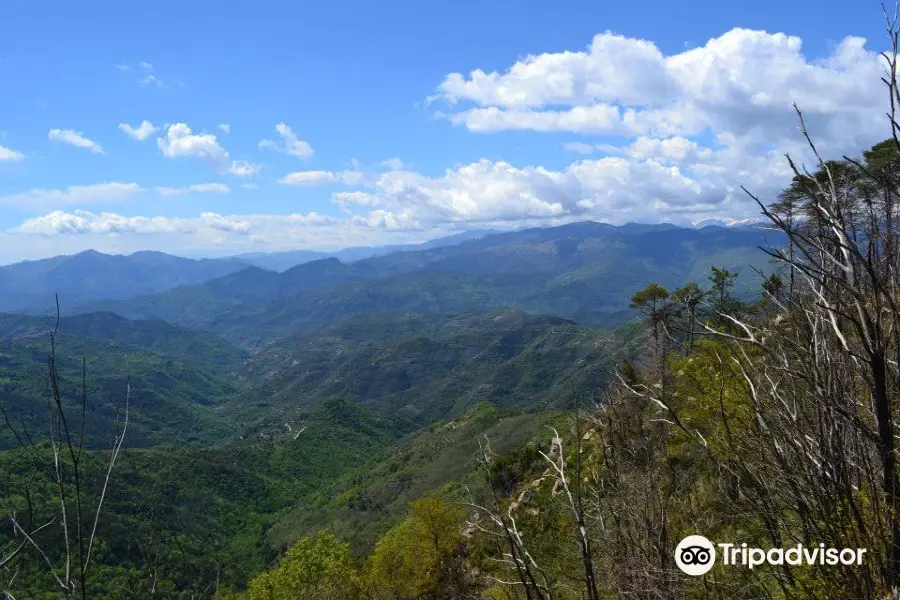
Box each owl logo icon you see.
[675,535,716,576]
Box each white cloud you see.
[18,210,194,235]
[228,160,262,178]
[157,123,228,163]
[191,183,230,194]
[432,29,885,151]
[15,209,342,242]
[279,170,365,186]
[0,145,24,161]
[3,26,892,262]
[0,206,482,261]
[380,157,405,170]
[119,120,159,141]
[48,129,105,154]
[116,62,165,88]
[450,104,625,134]
[322,145,800,229]
[0,182,144,209]
[138,62,164,88]
[259,122,314,159]
[140,74,164,88]
[157,123,260,178]
[411,28,893,226]
[623,136,714,164]
[155,183,230,196]
[218,123,231,133]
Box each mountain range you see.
[59,222,781,344]
[0,229,496,313]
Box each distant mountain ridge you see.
[71,221,784,344]
[229,228,494,272]
[0,249,247,313]
[0,229,500,312]
[1,222,773,316]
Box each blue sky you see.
[0,0,890,263]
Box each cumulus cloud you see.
[119,120,159,141]
[158,123,228,163]
[414,28,892,224]
[16,210,344,236]
[4,26,891,261]
[0,182,144,209]
[155,183,230,196]
[2,209,447,262]
[157,123,260,177]
[218,123,231,133]
[258,122,314,159]
[433,30,884,144]
[140,74,164,88]
[48,129,105,154]
[0,145,24,161]
[324,145,799,229]
[430,29,889,186]
[18,210,194,235]
[139,62,164,88]
[279,170,365,186]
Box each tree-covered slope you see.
[0,396,414,599]
[224,309,641,428]
[0,313,247,449]
[268,402,570,554]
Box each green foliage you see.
[226,309,634,429]
[0,317,245,449]
[629,282,669,311]
[247,532,358,600]
[0,394,413,598]
[269,402,569,554]
[363,496,465,600]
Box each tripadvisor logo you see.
[674,535,867,576]
[675,535,716,575]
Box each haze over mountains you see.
[0,229,496,312]
[0,222,778,338]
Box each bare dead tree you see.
[466,437,554,600]
[538,426,599,600]
[0,297,129,599]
